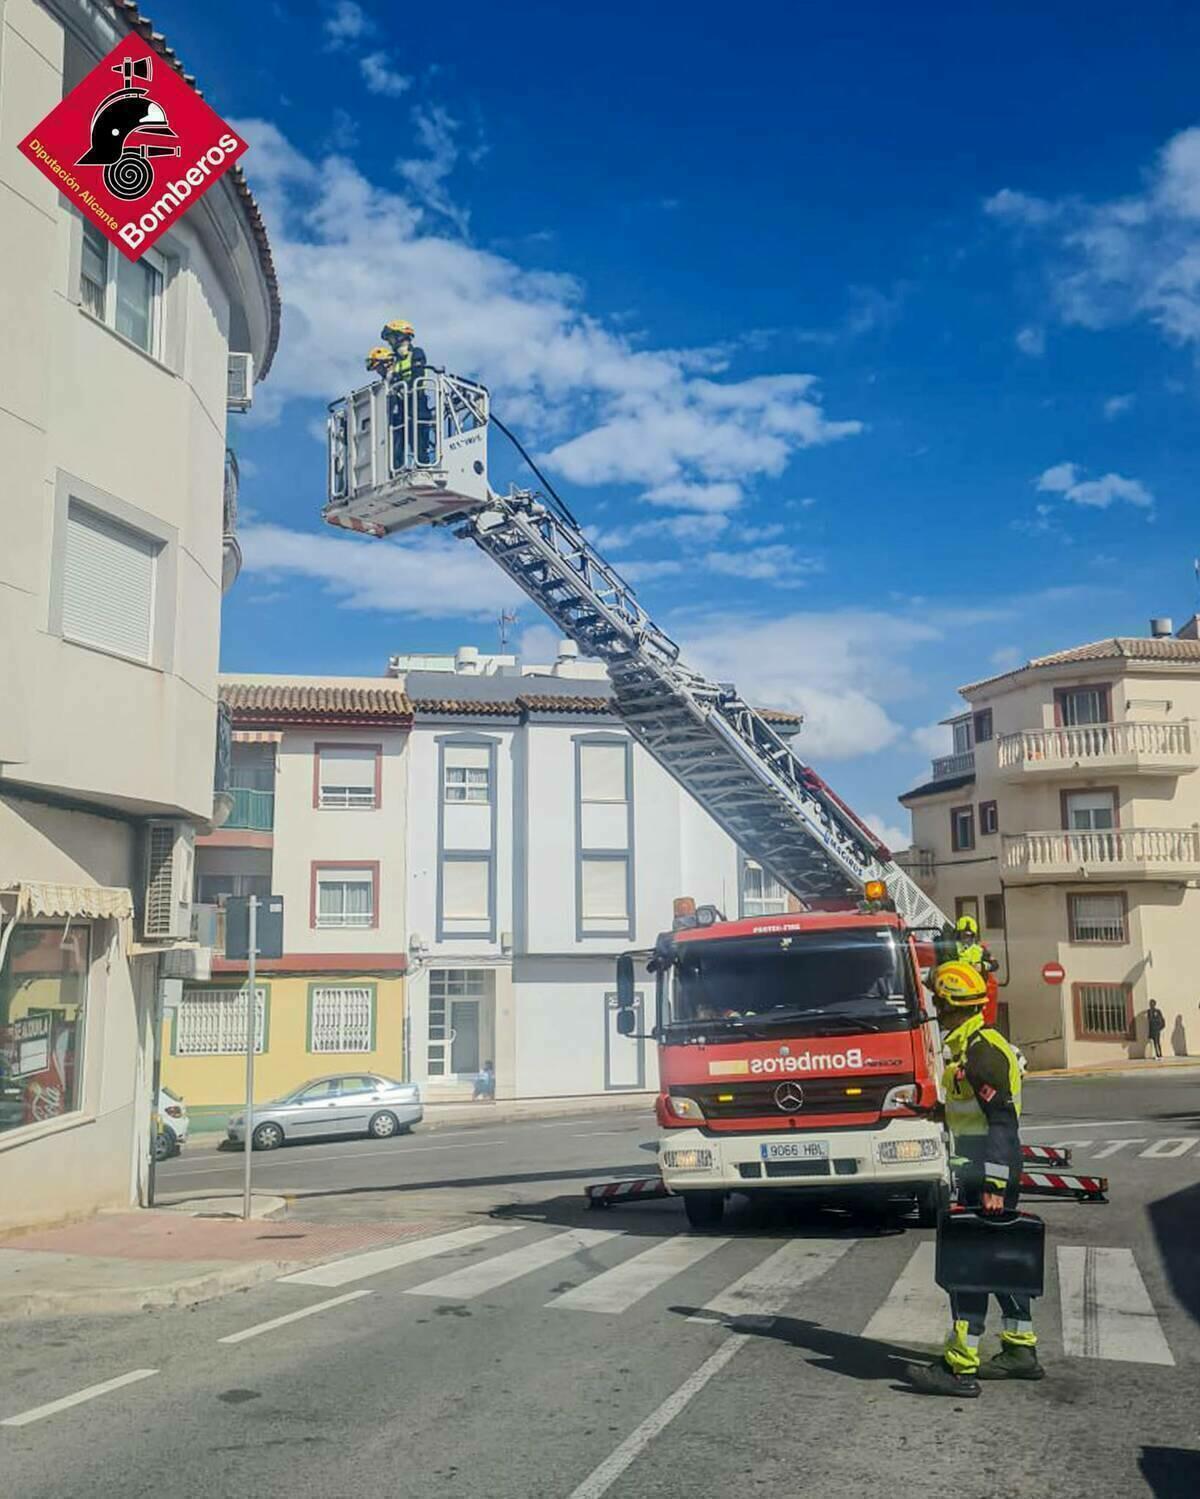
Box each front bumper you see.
[658,1118,947,1194]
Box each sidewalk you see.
[0,1206,457,1321]
[1031,1055,1200,1080]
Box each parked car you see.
[227,1073,423,1151]
[155,1084,189,1160]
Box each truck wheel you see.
[916,1182,950,1228]
[683,1191,725,1230]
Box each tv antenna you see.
[498,609,518,650]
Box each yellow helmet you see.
[955,914,979,937]
[932,960,989,1007]
[382,319,415,341]
[365,345,394,371]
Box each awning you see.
[232,730,283,744]
[0,881,134,953]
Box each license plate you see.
[761,1140,829,1162]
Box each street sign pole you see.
[242,894,257,1221]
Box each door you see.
[331,1074,378,1133]
[605,992,645,1090]
[450,1000,480,1076]
[288,1079,343,1135]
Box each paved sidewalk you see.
[0,1207,457,1321]
[1032,1055,1200,1079]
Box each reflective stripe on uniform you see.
[944,1319,982,1374]
[942,1013,1022,1138]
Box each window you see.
[80,220,164,358]
[576,737,633,937]
[979,800,998,835]
[955,896,980,927]
[176,986,266,1055]
[952,718,974,755]
[1063,790,1117,832]
[984,893,1006,931]
[428,968,487,1077]
[581,855,630,929]
[742,859,787,917]
[950,805,976,852]
[444,744,491,803]
[1057,686,1111,727]
[579,742,628,803]
[0,924,89,1138]
[309,986,374,1053]
[1068,893,1127,944]
[61,500,159,663]
[195,872,270,907]
[442,858,490,922]
[973,709,994,744]
[317,744,379,809]
[313,866,377,928]
[1073,982,1132,1040]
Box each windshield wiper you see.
[748,1007,885,1033]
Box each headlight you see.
[229,1115,244,1128]
[876,1138,942,1163]
[667,1095,705,1122]
[882,1083,919,1113]
[662,1147,714,1171]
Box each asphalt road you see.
[3,1072,1197,1499]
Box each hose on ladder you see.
[489,412,581,529]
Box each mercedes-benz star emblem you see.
[774,1081,804,1112]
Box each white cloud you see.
[232,116,863,513]
[989,645,1023,670]
[1103,393,1135,419]
[616,559,686,582]
[642,481,744,514]
[324,1,372,47]
[590,512,730,551]
[1036,462,1154,509]
[910,720,951,757]
[517,623,562,666]
[703,545,821,584]
[983,188,1060,227]
[1015,325,1045,357]
[360,51,412,98]
[865,813,908,853]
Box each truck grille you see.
[673,1076,911,1120]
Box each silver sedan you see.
[227,1073,423,1150]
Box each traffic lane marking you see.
[161,1138,512,1179]
[278,1223,522,1288]
[1023,1119,1158,1132]
[549,1233,730,1314]
[1,1369,157,1428]
[1088,1139,1147,1159]
[1058,1247,1175,1365]
[218,1290,373,1344]
[406,1227,623,1301]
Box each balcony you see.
[1001,827,1200,884]
[931,750,975,780]
[895,847,936,885]
[226,786,274,831]
[997,721,1194,781]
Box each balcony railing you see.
[931,750,975,780]
[226,786,275,831]
[997,720,1193,778]
[1001,826,1200,881]
[895,847,936,883]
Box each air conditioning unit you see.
[227,351,254,413]
[143,819,195,941]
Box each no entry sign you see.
[1042,961,1066,986]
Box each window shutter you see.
[580,743,627,802]
[445,745,490,771]
[62,502,157,661]
[320,746,376,787]
[443,859,489,920]
[582,857,628,922]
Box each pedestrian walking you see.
[473,1060,496,1101]
[1147,1000,1165,1059]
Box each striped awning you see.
[232,730,283,744]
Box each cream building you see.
[0,0,276,1228]
[899,620,1200,1070]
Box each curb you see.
[1030,1060,1200,1080]
[0,1257,292,1323]
[155,1194,288,1219]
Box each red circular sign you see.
[1042,962,1066,986]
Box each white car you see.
[155,1084,189,1160]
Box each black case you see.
[935,1208,1046,1298]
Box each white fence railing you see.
[931,750,975,779]
[997,720,1192,770]
[1002,826,1200,873]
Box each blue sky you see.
[155,0,1200,845]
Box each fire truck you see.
[325,364,975,1223]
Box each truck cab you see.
[617,901,949,1229]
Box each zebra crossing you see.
[273,1219,1182,1368]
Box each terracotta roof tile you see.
[961,636,1200,694]
[518,694,611,714]
[221,682,412,725]
[109,2,280,376]
[410,698,522,717]
[759,707,803,728]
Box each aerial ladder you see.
[325,368,950,932]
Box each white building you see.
[0,0,276,1228]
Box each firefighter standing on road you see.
[909,960,1045,1397]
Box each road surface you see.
[2,1072,1196,1498]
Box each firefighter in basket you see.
[381,318,433,466]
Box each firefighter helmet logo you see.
[76,54,180,201]
[773,1081,805,1112]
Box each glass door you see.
[449,1001,481,1076]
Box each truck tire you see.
[916,1181,950,1229]
[683,1191,725,1230]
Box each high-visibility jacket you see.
[942,1010,1023,1195]
[389,344,428,385]
[956,939,998,974]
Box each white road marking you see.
[164,1138,511,1178]
[548,1234,730,1314]
[1058,1247,1174,1365]
[861,1241,945,1347]
[1023,1119,1150,1133]
[1089,1139,1148,1159]
[406,1227,622,1301]
[218,1290,373,1344]
[573,1130,629,1138]
[689,1237,852,1327]
[565,1334,748,1499]
[278,1223,522,1288]
[1,1369,157,1427]
[1137,1137,1195,1159]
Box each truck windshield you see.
[666,928,919,1035]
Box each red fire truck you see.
[616,887,952,1229]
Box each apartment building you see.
[164,680,412,1123]
[0,0,276,1227]
[899,620,1200,1070]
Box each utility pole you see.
[242,894,257,1221]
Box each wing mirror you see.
[615,953,636,1010]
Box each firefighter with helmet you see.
[909,960,1044,1396]
[365,345,394,380]
[955,912,998,976]
[380,318,432,465]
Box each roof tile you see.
[961,636,1200,694]
[221,682,412,724]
